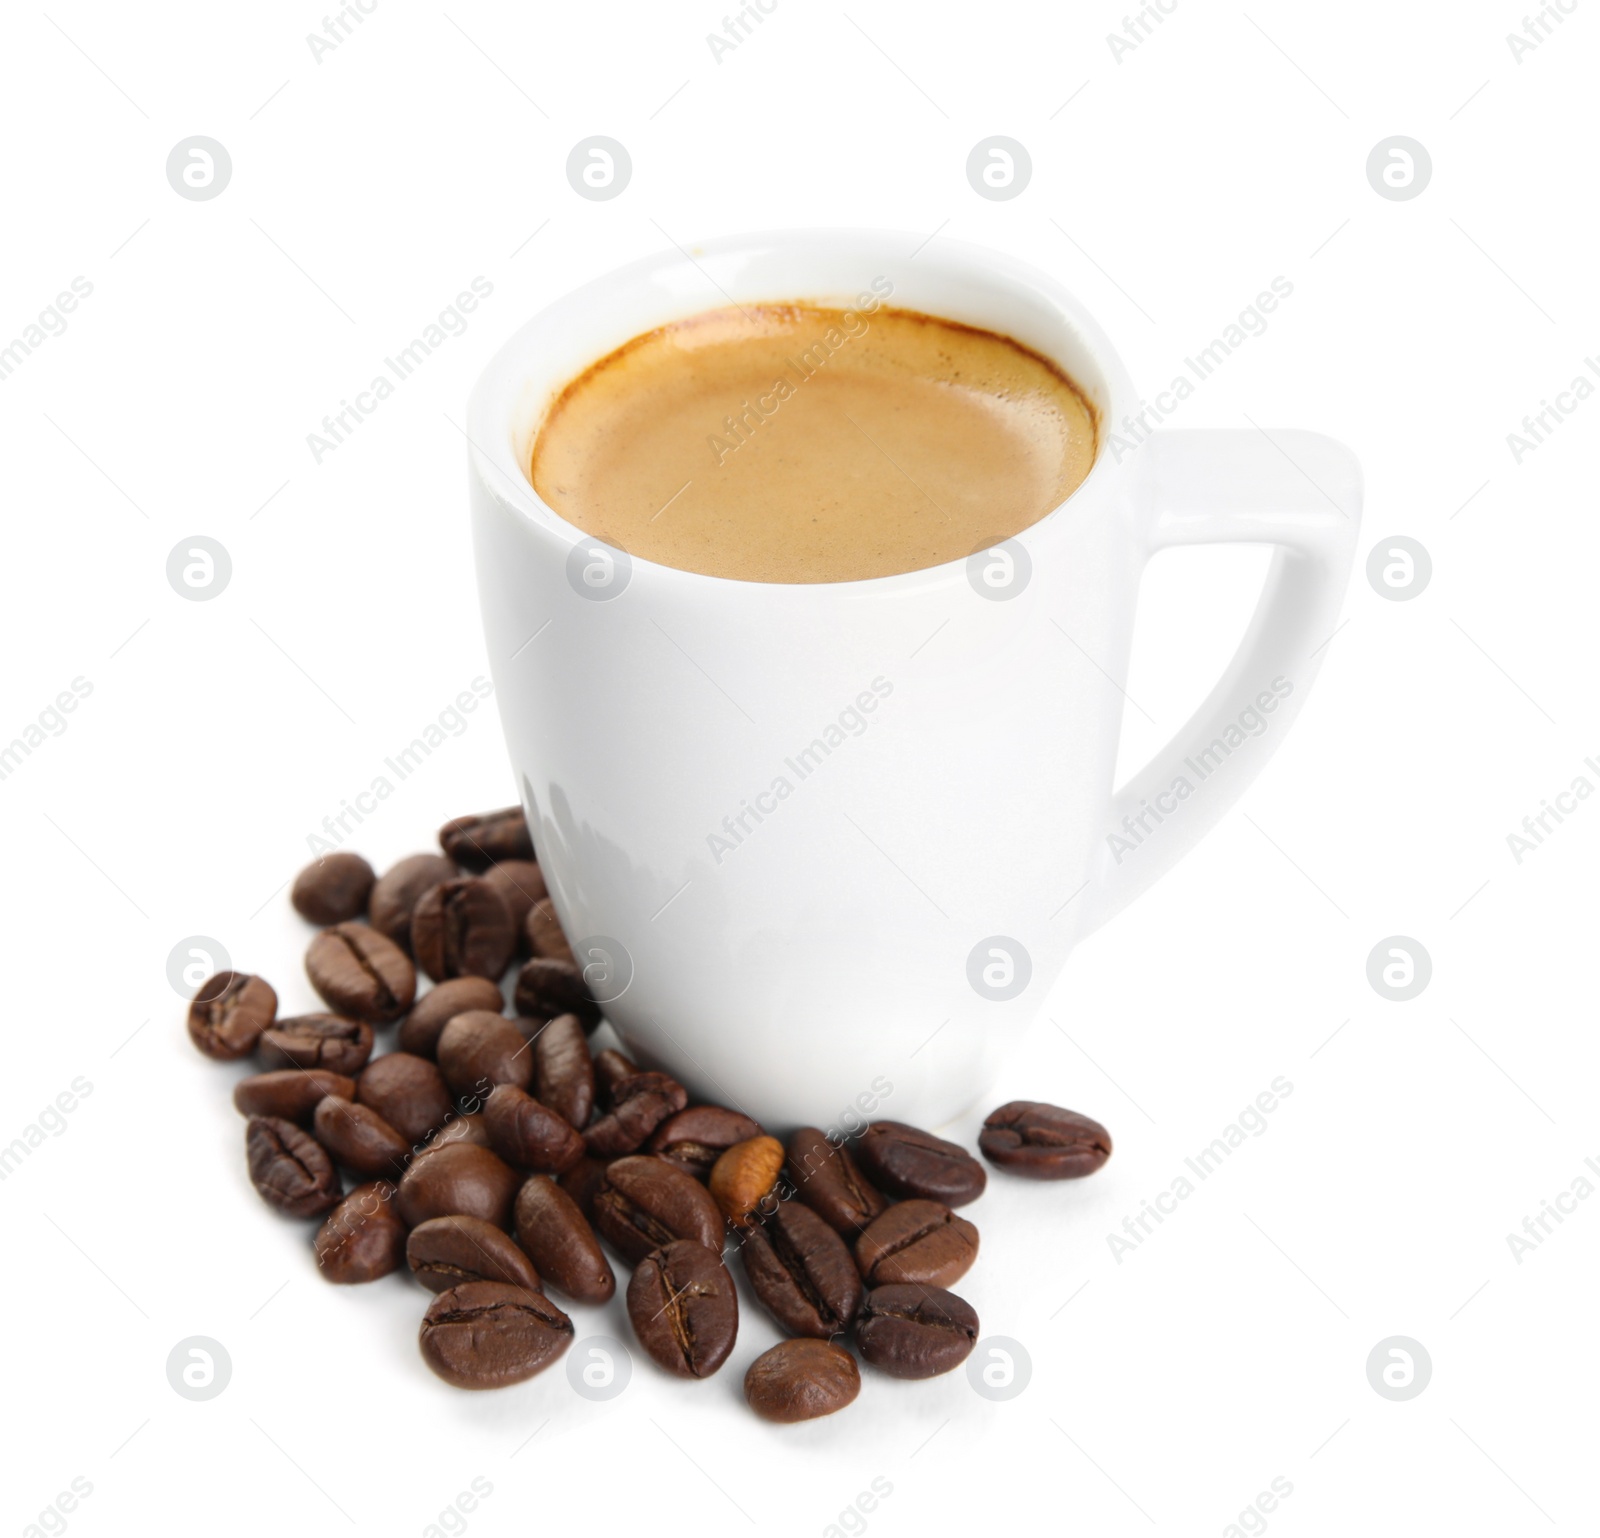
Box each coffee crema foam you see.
[530,301,1098,584]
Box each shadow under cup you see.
[468,229,1139,1131]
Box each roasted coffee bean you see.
[740,1200,862,1338]
[305,923,416,1025]
[856,1284,979,1379]
[233,1069,354,1123]
[482,1084,585,1174]
[593,1155,724,1266]
[513,957,597,1027]
[188,971,277,1061]
[583,1071,687,1157]
[514,1175,615,1304]
[745,1339,861,1422]
[369,853,456,952]
[855,1121,986,1207]
[532,1014,594,1129]
[314,1181,406,1284]
[407,1214,543,1294]
[979,1101,1113,1178]
[709,1135,786,1227]
[419,1282,571,1390]
[557,1155,610,1220]
[648,1105,764,1181]
[291,852,375,926]
[396,1142,520,1229]
[611,1069,689,1117]
[397,976,505,1058]
[523,898,577,968]
[439,807,535,871]
[507,1015,549,1047]
[436,1011,532,1099]
[785,1127,888,1234]
[411,878,516,984]
[481,860,546,936]
[246,1116,342,1218]
[356,1053,454,1147]
[313,1096,411,1178]
[258,1013,373,1075]
[627,1241,738,1379]
[855,1200,978,1288]
[593,1048,638,1104]
[421,1113,490,1152]
[455,1079,498,1118]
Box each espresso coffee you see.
[530,302,1097,583]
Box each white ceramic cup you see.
[468,230,1362,1132]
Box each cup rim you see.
[466,227,1137,594]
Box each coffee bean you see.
[419,1281,572,1389]
[854,1199,978,1288]
[356,1053,454,1147]
[411,878,516,984]
[593,1048,638,1103]
[397,977,505,1058]
[305,923,416,1025]
[507,1015,548,1048]
[648,1106,764,1181]
[856,1284,979,1379]
[483,1084,585,1174]
[421,1113,490,1153]
[246,1115,342,1218]
[557,1155,610,1220]
[291,852,375,926]
[709,1135,786,1227]
[855,1121,986,1207]
[513,957,597,1027]
[740,1199,862,1338]
[593,1155,724,1266]
[785,1127,887,1234]
[313,1096,411,1178]
[745,1339,860,1422]
[583,1071,687,1157]
[436,1011,532,1099]
[611,1069,689,1116]
[979,1101,1113,1178]
[314,1181,406,1284]
[523,898,576,968]
[532,1014,594,1129]
[369,853,456,952]
[407,1214,543,1294]
[258,1013,373,1076]
[627,1241,738,1379]
[188,971,277,1061]
[454,1078,499,1118]
[481,860,547,937]
[233,1069,354,1123]
[396,1142,521,1229]
[439,807,534,871]
[513,1175,615,1304]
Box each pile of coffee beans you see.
[190,805,1114,1420]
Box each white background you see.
[2,1,1596,1534]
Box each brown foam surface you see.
[531,303,1097,584]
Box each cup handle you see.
[1076,428,1363,938]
